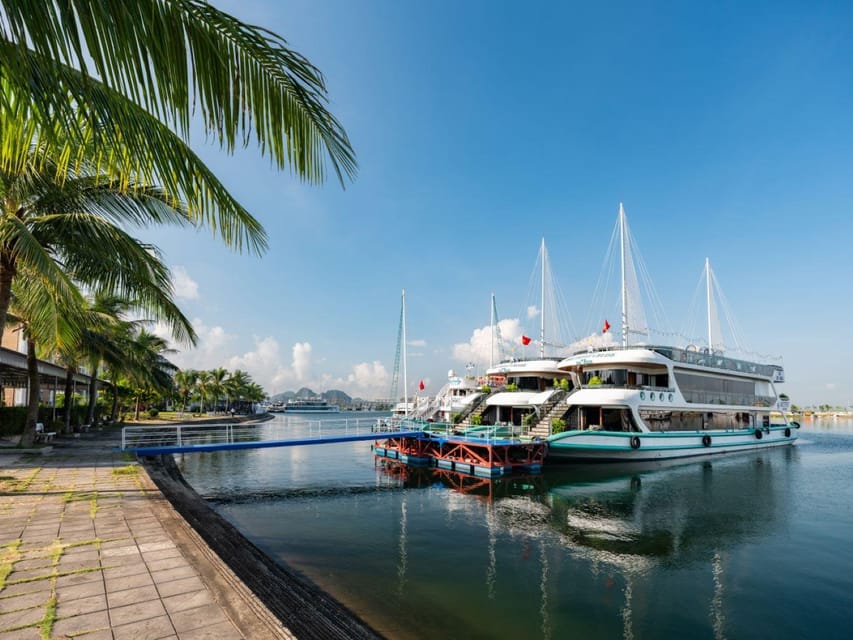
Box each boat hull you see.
[546,425,798,462]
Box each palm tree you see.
[174,369,198,416]
[195,370,213,415]
[9,265,85,446]
[0,131,209,346]
[0,1,356,188]
[209,367,228,414]
[225,369,251,412]
[124,329,178,421]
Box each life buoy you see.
[702,435,711,447]
[784,427,791,437]
[630,436,641,449]
[754,429,763,440]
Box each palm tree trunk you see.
[134,395,140,421]
[63,367,74,433]
[85,357,99,425]
[21,337,40,447]
[0,253,16,348]
[110,381,120,421]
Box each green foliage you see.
[523,413,535,426]
[559,378,570,391]
[551,418,567,434]
[480,385,491,394]
[452,413,463,425]
[588,375,603,386]
[506,383,518,391]
[147,408,159,418]
[471,414,483,426]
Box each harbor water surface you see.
[176,414,853,639]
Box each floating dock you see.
[374,432,546,477]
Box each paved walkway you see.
[0,430,293,639]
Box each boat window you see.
[639,410,756,432]
[674,371,774,406]
[583,368,669,389]
[567,406,640,432]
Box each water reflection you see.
[175,418,852,640]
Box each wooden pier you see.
[374,433,546,477]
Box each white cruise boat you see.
[547,344,797,461]
[544,204,798,461]
[282,398,341,413]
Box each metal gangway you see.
[121,417,422,456]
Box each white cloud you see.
[171,265,199,300]
[452,318,524,366]
[527,305,539,319]
[452,319,616,366]
[408,339,427,348]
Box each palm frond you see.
[0,0,357,185]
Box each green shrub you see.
[471,414,483,426]
[452,413,463,424]
[551,418,567,434]
[588,375,602,386]
[506,383,518,391]
[559,378,570,391]
[148,408,159,418]
[480,385,491,394]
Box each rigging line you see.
[710,267,748,353]
[627,223,671,334]
[584,216,620,335]
[681,265,707,347]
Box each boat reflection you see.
[379,444,797,570]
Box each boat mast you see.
[540,238,546,359]
[705,257,713,352]
[402,289,408,417]
[619,203,629,348]
[490,292,495,368]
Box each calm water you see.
[176,414,853,639]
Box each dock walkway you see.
[0,425,327,639]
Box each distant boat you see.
[282,398,341,413]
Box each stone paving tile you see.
[162,590,214,615]
[55,568,104,588]
[170,603,229,633]
[56,579,105,602]
[0,590,49,613]
[113,614,176,640]
[5,567,55,584]
[56,593,108,618]
[101,561,148,579]
[142,547,183,562]
[104,569,154,593]
[73,629,113,639]
[151,565,198,584]
[0,581,50,599]
[155,576,205,599]
[11,557,52,572]
[176,619,243,640]
[51,610,110,638]
[146,556,187,573]
[0,626,41,639]
[108,598,167,627]
[0,604,44,630]
[107,584,159,609]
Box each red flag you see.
[602,320,611,334]
[521,335,531,345]
[419,380,425,391]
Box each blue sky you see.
[141,0,853,406]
